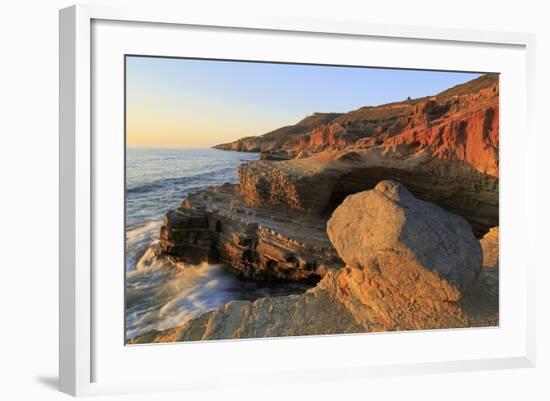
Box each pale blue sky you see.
[126,56,480,147]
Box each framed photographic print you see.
[59,4,536,397]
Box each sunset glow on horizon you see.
[126,56,481,148]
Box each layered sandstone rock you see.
[238,151,498,236]
[131,183,495,343]
[154,183,342,282]
[214,74,499,236]
[375,84,499,177]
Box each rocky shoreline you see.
[151,182,341,283]
[131,182,498,343]
[129,73,500,343]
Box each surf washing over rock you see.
[128,74,500,343]
[125,148,315,340]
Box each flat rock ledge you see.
[130,183,497,343]
[238,154,498,237]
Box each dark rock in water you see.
[327,180,482,301]
[156,209,217,264]
[154,183,341,282]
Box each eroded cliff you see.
[215,74,499,177]
[224,74,499,236]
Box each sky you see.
[126,56,481,148]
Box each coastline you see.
[130,178,499,343]
[127,74,500,343]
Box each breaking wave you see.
[124,148,312,340]
[126,251,311,339]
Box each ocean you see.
[125,148,310,340]
[125,147,260,272]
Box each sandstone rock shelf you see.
[131,183,498,343]
[154,183,343,283]
[238,152,498,237]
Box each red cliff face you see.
[290,82,499,177]
[297,123,358,153]
[220,74,500,235]
[236,79,500,235]
[214,74,499,178]
[378,84,499,176]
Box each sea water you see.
[126,147,259,272]
[125,148,310,340]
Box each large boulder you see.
[327,180,482,301]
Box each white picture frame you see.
[59,4,536,397]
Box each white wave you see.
[125,220,162,272]
[126,258,242,338]
[126,220,162,246]
[125,253,313,339]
